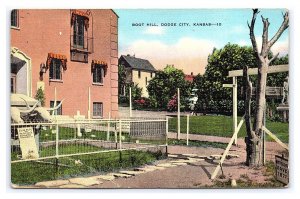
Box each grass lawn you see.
[168,139,227,149]
[169,115,289,143]
[11,144,166,185]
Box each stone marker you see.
[18,127,39,159]
[231,179,237,187]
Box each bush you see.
[35,87,45,106]
[167,94,177,112]
[133,97,150,109]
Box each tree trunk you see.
[243,65,264,166]
[245,9,288,167]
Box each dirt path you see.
[25,142,286,189]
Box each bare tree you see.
[244,9,289,166]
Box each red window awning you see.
[71,10,90,30]
[91,59,108,74]
[46,53,67,70]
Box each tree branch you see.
[269,52,279,64]
[268,11,289,50]
[261,16,270,58]
[249,9,261,60]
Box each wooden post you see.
[119,120,122,149]
[177,88,180,140]
[52,87,57,116]
[232,77,238,145]
[211,117,244,179]
[129,87,132,117]
[166,116,169,146]
[76,111,82,137]
[56,123,59,158]
[186,115,189,146]
[88,87,91,119]
[263,106,266,165]
[107,112,111,141]
[262,126,288,150]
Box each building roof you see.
[184,74,195,82]
[120,55,156,72]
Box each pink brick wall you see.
[11,9,119,118]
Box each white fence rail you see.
[11,118,168,163]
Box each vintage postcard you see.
[10,9,289,188]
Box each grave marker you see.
[275,154,289,185]
[17,127,39,159]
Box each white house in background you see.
[119,55,156,97]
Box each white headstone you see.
[17,127,39,159]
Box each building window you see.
[11,9,19,28]
[93,102,103,117]
[91,60,107,84]
[49,59,62,80]
[145,77,148,85]
[50,101,62,115]
[150,72,153,78]
[11,74,16,93]
[73,15,85,48]
[138,70,141,78]
[93,66,104,84]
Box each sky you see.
[115,9,289,75]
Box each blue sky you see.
[115,9,289,74]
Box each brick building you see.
[10,9,119,119]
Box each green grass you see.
[39,127,122,141]
[168,139,227,149]
[11,144,166,185]
[169,115,289,143]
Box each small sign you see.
[275,154,289,185]
[17,127,39,159]
[116,123,130,131]
[85,128,92,133]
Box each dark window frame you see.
[73,15,85,48]
[11,9,19,28]
[138,70,141,78]
[49,58,62,80]
[50,101,62,115]
[92,65,104,84]
[11,73,16,93]
[93,102,103,117]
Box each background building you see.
[10,9,119,119]
[119,55,156,97]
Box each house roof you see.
[120,55,156,72]
[184,74,195,82]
